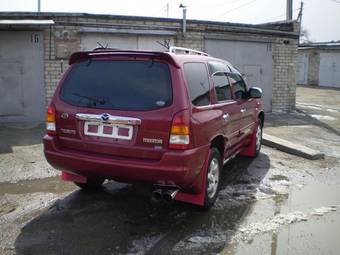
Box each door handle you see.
[222,113,230,120]
[240,108,246,113]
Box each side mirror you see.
[249,87,262,98]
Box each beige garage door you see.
[0,31,45,123]
[80,33,174,51]
[205,39,273,112]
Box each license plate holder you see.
[84,121,133,140]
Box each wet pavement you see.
[1,86,340,255]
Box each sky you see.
[1,0,340,42]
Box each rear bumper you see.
[43,135,209,189]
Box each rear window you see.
[60,60,172,111]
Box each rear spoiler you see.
[69,50,180,68]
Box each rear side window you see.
[212,72,232,102]
[184,63,210,106]
[228,73,247,100]
[60,60,172,111]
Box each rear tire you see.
[203,148,222,209]
[74,178,105,190]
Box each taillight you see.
[169,110,191,150]
[46,104,56,135]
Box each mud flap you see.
[61,171,87,183]
[239,122,257,157]
[174,149,211,206]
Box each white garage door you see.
[0,31,45,122]
[80,33,174,51]
[205,40,273,112]
[319,53,340,88]
[297,53,309,85]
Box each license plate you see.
[84,122,133,140]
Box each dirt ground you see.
[1,86,340,255]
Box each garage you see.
[205,39,273,112]
[319,53,340,88]
[296,53,308,85]
[80,31,175,51]
[0,30,45,123]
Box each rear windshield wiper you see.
[71,92,107,106]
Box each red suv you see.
[43,47,264,209]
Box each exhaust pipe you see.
[163,189,179,201]
[151,189,163,202]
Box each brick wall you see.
[272,38,298,112]
[38,15,298,112]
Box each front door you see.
[228,73,256,142]
[211,71,241,157]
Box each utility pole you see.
[165,2,169,18]
[297,1,304,23]
[286,0,293,20]
[179,4,187,34]
[38,0,41,12]
[297,1,304,44]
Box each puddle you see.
[311,114,336,121]
[269,175,290,182]
[170,181,340,254]
[0,177,76,196]
[0,201,16,217]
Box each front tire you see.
[203,148,222,209]
[254,119,263,157]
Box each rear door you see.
[182,62,223,151]
[55,58,177,161]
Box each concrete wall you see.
[2,14,299,113]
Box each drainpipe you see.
[38,0,41,12]
[179,4,187,34]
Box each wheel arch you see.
[210,135,225,158]
[258,111,264,127]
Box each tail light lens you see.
[169,110,191,149]
[46,104,56,135]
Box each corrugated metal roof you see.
[0,19,54,25]
[299,42,340,49]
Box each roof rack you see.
[168,46,209,56]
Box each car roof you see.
[69,48,241,75]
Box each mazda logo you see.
[101,113,110,121]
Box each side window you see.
[208,61,229,75]
[229,73,247,100]
[212,72,232,102]
[184,63,210,106]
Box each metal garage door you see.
[297,53,309,85]
[80,33,174,51]
[0,31,45,123]
[205,40,273,112]
[319,53,340,88]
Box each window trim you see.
[227,72,248,101]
